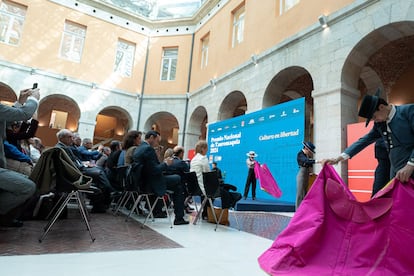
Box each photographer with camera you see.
[0,83,39,227]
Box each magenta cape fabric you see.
[258,165,414,275]
[254,162,282,198]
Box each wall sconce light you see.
[210,78,216,87]
[136,93,140,101]
[318,15,328,28]
[91,83,97,89]
[30,68,36,75]
[251,54,258,65]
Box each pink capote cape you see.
[258,165,414,275]
[254,162,282,198]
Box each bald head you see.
[173,145,184,159]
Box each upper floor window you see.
[160,47,178,81]
[114,39,136,77]
[201,33,209,69]
[280,0,300,14]
[0,0,27,46]
[59,20,86,63]
[232,4,245,48]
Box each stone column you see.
[77,119,97,141]
[313,86,360,182]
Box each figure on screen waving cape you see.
[254,161,282,198]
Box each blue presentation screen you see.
[207,98,305,203]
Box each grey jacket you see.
[0,97,38,168]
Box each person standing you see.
[372,138,391,196]
[211,162,223,183]
[243,151,257,200]
[296,141,318,209]
[326,92,414,184]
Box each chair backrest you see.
[203,171,221,198]
[125,162,146,193]
[30,147,91,193]
[114,165,130,190]
[184,171,202,196]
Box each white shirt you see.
[29,144,41,163]
[190,153,210,195]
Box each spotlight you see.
[318,15,328,28]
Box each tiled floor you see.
[0,205,293,276]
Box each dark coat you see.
[29,147,91,194]
[344,104,414,177]
[132,141,167,196]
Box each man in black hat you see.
[296,141,319,208]
[326,91,414,184]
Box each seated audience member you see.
[132,130,189,225]
[122,130,142,165]
[165,146,193,213]
[55,129,115,212]
[190,140,211,219]
[28,137,44,164]
[96,146,111,168]
[4,140,33,176]
[105,140,122,190]
[77,138,103,162]
[190,140,210,195]
[71,133,82,157]
[0,83,39,227]
[163,148,174,161]
[190,140,241,216]
[6,118,39,152]
[153,139,164,163]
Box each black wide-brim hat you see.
[302,141,315,153]
[358,88,381,127]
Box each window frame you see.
[59,20,87,63]
[231,4,245,48]
[114,38,136,77]
[280,0,300,15]
[160,47,178,81]
[0,0,27,46]
[201,33,210,69]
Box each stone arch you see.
[188,106,208,140]
[218,91,247,121]
[342,21,414,107]
[143,111,179,151]
[36,94,80,147]
[94,106,133,145]
[0,82,18,104]
[263,66,314,140]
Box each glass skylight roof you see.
[99,0,206,20]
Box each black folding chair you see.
[112,165,135,215]
[33,147,95,242]
[184,171,203,222]
[121,162,173,228]
[201,171,240,231]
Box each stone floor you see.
[0,204,293,276]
